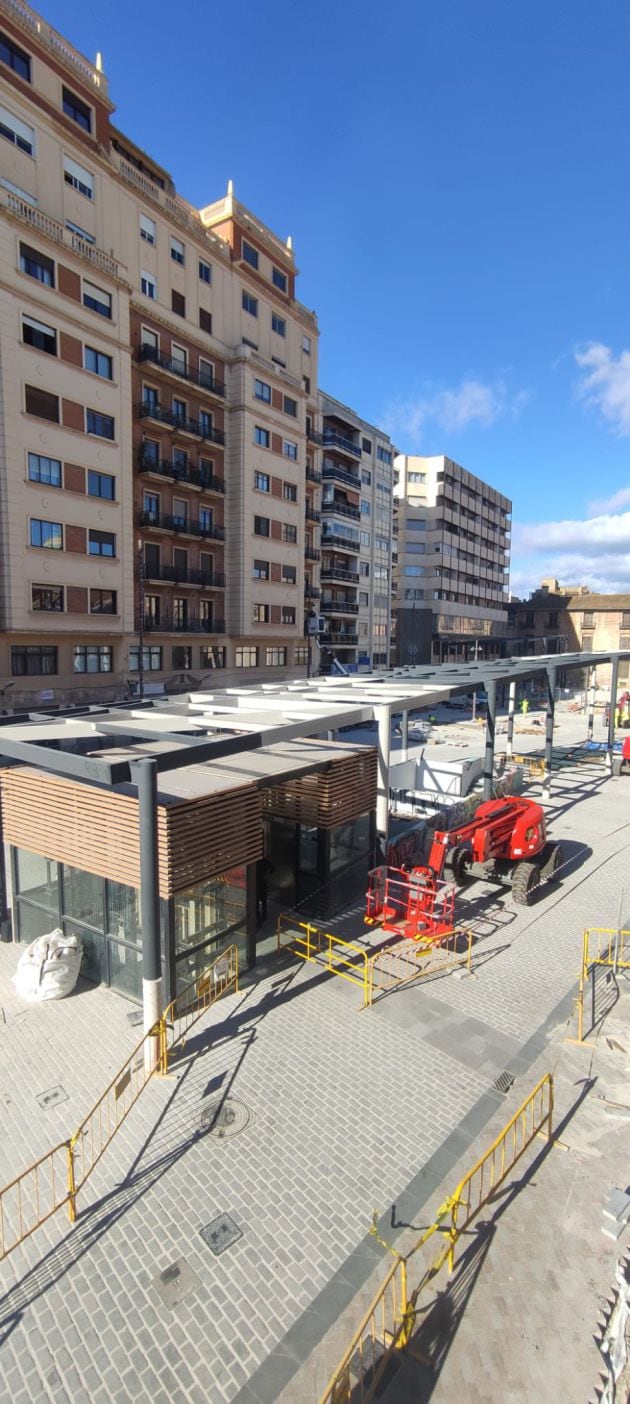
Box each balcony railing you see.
[307,426,323,445]
[141,563,225,588]
[322,462,361,490]
[305,505,321,523]
[305,546,321,561]
[304,585,321,599]
[328,630,359,645]
[322,600,359,615]
[143,615,226,634]
[137,403,225,445]
[138,453,225,494]
[138,510,225,540]
[137,345,226,398]
[322,500,361,521]
[322,430,361,459]
[306,465,322,484]
[321,532,359,553]
[321,566,360,584]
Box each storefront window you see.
[106,880,142,945]
[15,849,58,912]
[174,869,247,993]
[299,825,319,875]
[62,865,104,930]
[329,814,371,873]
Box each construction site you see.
[0,652,629,1403]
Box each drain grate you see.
[200,1212,243,1256]
[35,1085,68,1111]
[126,1009,144,1027]
[152,1258,200,1307]
[493,1071,515,1095]
[199,1097,250,1140]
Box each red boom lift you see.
[366,795,564,942]
[612,736,630,775]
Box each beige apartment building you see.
[393,454,512,665]
[508,580,630,687]
[316,392,395,672]
[0,0,320,707]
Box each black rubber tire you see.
[540,842,563,882]
[511,860,540,905]
[612,757,623,777]
[450,843,473,885]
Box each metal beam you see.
[606,656,619,773]
[0,735,130,786]
[542,667,557,800]
[375,705,391,859]
[132,758,162,1072]
[506,680,516,760]
[482,679,497,801]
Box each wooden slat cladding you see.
[0,769,262,897]
[262,748,377,829]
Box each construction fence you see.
[319,1072,554,1404]
[0,944,239,1263]
[573,928,630,1044]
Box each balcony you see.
[138,510,225,541]
[321,532,359,555]
[137,345,226,398]
[305,505,321,523]
[307,426,323,445]
[143,615,226,634]
[322,499,361,522]
[305,546,321,562]
[322,462,361,490]
[141,563,225,588]
[306,465,322,485]
[138,452,225,495]
[321,566,360,585]
[137,403,226,445]
[304,585,321,599]
[322,599,359,615]
[322,429,361,460]
[328,630,359,645]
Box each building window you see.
[283,482,297,502]
[582,612,594,628]
[235,647,258,668]
[140,213,156,244]
[281,607,295,625]
[282,524,297,544]
[86,410,115,440]
[88,470,115,500]
[253,559,269,579]
[62,87,91,132]
[253,603,270,623]
[360,562,370,577]
[73,644,112,674]
[272,356,286,369]
[90,588,117,614]
[0,103,34,155]
[129,646,162,672]
[376,446,392,465]
[25,385,59,422]
[83,280,112,318]
[408,471,426,483]
[88,529,115,557]
[620,634,630,649]
[282,565,296,584]
[254,515,270,537]
[255,378,271,403]
[404,588,424,600]
[283,395,297,417]
[283,441,298,461]
[84,346,112,379]
[242,239,259,269]
[172,645,192,669]
[11,645,57,677]
[170,236,185,265]
[359,591,369,606]
[272,266,287,292]
[28,452,61,487]
[266,647,287,667]
[622,613,630,630]
[361,469,372,486]
[199,507,213,534]
[360,501,371,517]
[200,645,225,668]
[294,645,308,664]
[254,471,270,493]
[403,565,424,576]
[360,530,370,547]
[0,31,31,81]
[199,308,212,334]
[19,242,54,287]
[199,357,214,389]
[30,519,62,550]
[171,290,186,317]
[63,156,93,199]
[199,259,212,284]
[254,426,270,448]
[32,584,64,612]
[199,410,212,438]
[242,290,258,317]
[141,270,157,300]
[24,314,57,358]
[362,438,372,454]
[272,313,286,337]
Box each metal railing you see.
[138,510,225,540]
[368,928,473,1007]
[137,345,226,397]
[143,616,226,634]
[0,945,239,1262]
[322,430,362,458]
[138,453,225,495]
[322,462,362,489]
[141,563,226,588]
[277,916,371,1007]
[137,403,226,445]
[322,500,361,521]
[319,1255,412,1403]
[573,928,630,1043]
[321,533,360,553]
[321,566,360,584]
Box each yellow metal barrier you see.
[511,752,545,779]
[368,928,473,1007]
[573,928,630,1043]
[277,915,370,1007]
[0,944,239,1261]
[319,1073,553,1404]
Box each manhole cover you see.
[493,1071,515,1095]
[35,1085,68,1111]
[199,1097,250,1139]
[152,1257,200,1307]
[200,1212,243,1256]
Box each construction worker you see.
[520,698,529,716]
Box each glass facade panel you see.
[329,814,371,873]
[108,941,144,999]
[174,873,246,954]
[62,865,105,931]
[106,880,142,946]
[63,918,108,985]
[15,849,58,910]
[298,824,319,875]
[17,900,59,941]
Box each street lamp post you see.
[137,538,145,701]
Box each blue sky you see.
[47,0,630,596]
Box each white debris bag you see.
[14,929,83,1001]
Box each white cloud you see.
[512,505,630,597]
[575,341,630,435]
[588,485,630,514]
[384,375,529,447]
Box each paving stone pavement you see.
[0,710,628,1403]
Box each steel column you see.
[376,705,391,860]
[400,709,409,763]
[587,666,596,740]
[482,680,497,801]
[135,758,163,1071]
[606,656,619,773]
[542,667,557,799]
[506,680,516,760]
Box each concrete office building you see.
[0,0,320,707]
[316,392,395,672]
[393,454,512,665]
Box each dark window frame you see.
[62,86,92,132]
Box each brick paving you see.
[0,710,628,1402]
